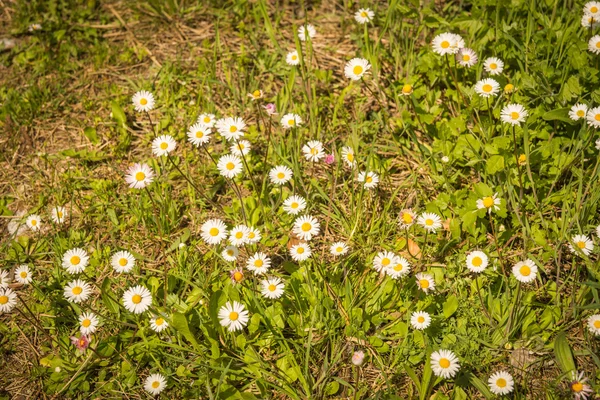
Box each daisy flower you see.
[201,219,228,245]
[352,351,365,366]
[286,51,300,66]
[79,312,99,335]
[28,23,42,32]
[122,285,152,314]
[483,57,504,75]
[281,113,303,129]
[26,214,41,231]
[587,314,600,335]
[0,288,17,313]
[263,103,277,115]
[269,165,293,185]
[132,91,155,112]
[357,171,379,189]
[290,243,312,262]
[247,90,263,101]
[246,252,271,275]
[246,227,262,244]
[344,58,371,80]
[150,315,169,332]
[111,250,135,273]
[230,140,251,156]
[151,135,176,157]
[14,265,32,285]
[373,251,397,272]
[416,273,435,293]
[62,248,89,274]
[398,209,416,229]
[569,235,594,256]
[187,123,212,147]
[417,212,443,233]
[597,224,600,238]
[0,270,10,288]
[430,349,460,379]
[586,106,600,127]
[504,83,515,94]
[456,48,477,67]
[585,1,600,17]
[582,13,600,28]
[216,117,246,141]
[302,140,325,162]
[477,193,501,213]
[64,280,92,303]
[330,242,349,256]
[570,371,594,399]
[125,163,154,189]
[144,373,167,396]
[466,251,488,273]
[217,154,243,178]
[512,259,538,283]
[261,277,285,299]
[283,195,307,215]
[431,32,464,55]
[70,334,90,351]
[500,104,528,125]
[197,113,216,127]
[474,78,500,98]
[230,267,244,284]
[386,257,411,279]
[292,215,320,241]
[341,146,356,167]
[410,311,431,330]
[354,8,374,24]
[298,24,316,41]
[589,35,600,54]
[401,84,413,95]
[569,104,588,121]
[222,246,239,262]
[488,371,515,395]
[229,225,250,246]
[51,206,67,224]
[218,301,249,332]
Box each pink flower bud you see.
[324,154,335,164]
[352,350,365,366]
[70,335,90,351]
[263,103,277,115]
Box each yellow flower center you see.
[336,247,343,252]
[360,11,367,17]
[472,256,482,267]
[496,378,507,388]
[577,241,586,249]
[462,54,470,62]
[297,247,305,254]
[594,320,600,328]
[417,316,425,323]
[233,271,243,281]
[419,279,430,288]
[381,258,391,266]
[226,162,235,170]
[519,154,527,164]
[277,172,285,179]
[195,130,204,139]
[152,381,160,389]
[268,284,276,291]
[510,112,520,120]
[253,90,261,97]
[132,294,142,304]
[310,148,318,155]
[489,63,497,69]
[520,265,531,276]
[209,227,219,236]
[347,153,354,161]
[0,296,8,304]
[291,202,298,208]
[70,256,81,265]
[577,110,585,117]
[79,338,86,347]
[402,84,412,94]
[155,317,164,326]
[235,231,244,239]
[439,358,450,368]
[353,65,363,75]
[595,114,600,121]
[135,171,145,181]
[482,84,492,92]
[72,286,82,295]
[229,312,239,321]
[119,258,128,266]
[592,6,598,12]
[288,119,295,126]
[441,41,450,49]
[402,213,413,224]
[160,142,168,150]
[425,219,433,226]
[292,55,298,60]
[82,319,91,327]
[482,197,494,208]
[31,219,37,226]
[248,232,255,239]
[20,271,27,278]
[365,176,373,183]
[254,259,264,267]
[595,41,600,49]
[57,211,63,218]
[572,382,583,392]
[504,84,514,92]
[229,125,238,133]
[203,116,211,123]
[140,98,147,105]
[394,264,404,271]
[301,222,312,232]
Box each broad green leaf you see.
[554,331,576,375]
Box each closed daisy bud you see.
[500,103,528,125]
[144,373,167,395]
[344,58,371,80]
[286,51,300,66]
[218,301,249,332]
[197,113,216,127]
[430,349,460,379]
[512,259,537,283]
[351,350,365,365]
[14,265,32,285]
[474,78,500,98]
[401,83,413,96]
[217,154,243,178]
[187,123,212,147]
[483,57,504,75]
[456,48,478,67]
[260,277,285,299]
[569,104,588,121]
[410,311,431,330]
[354,8,374,24]
[569,234,594,256]
[504,83,515,93]
[201,219,228,245]
[132,90,155,112]
[357,171,379,189]
[125,163,154,189]
[70,334,90,351]
[298,24,316,41]
[416,273,435,293]
[488,371,514,395]
[263,103,277,115]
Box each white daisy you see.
[512,259,538,284]
[201,219,228,245]
[456,48,478,67]
[286,51,300,66]
[0,288,17,313]
[283,195,307,215]
[62,248,89,274]
[569,104,588,121]
[570,371,594,399]
[330,242,349,256]
[125,163,154,189]
[302,140,325,162]
[187,123,212,147]
[431,32,464,55]
[398,209,416,229]
[476,193,501,213]
[430,349,460,379]
[248,90,263,101]
[417,212,443,233]
[416,273,435,293]
[246,227,262,244]
[79,312,99,335]
[466,251,488,273]
[26,214,41,231]
[269,165,293,185]
[216,117,246,141]
[500,104,528,126]
[373,251,397,272]
[260,277,285,299]
[51,206,68,224]
[111,250,135,273]
[229,225,250,246]
[290,243,312,262]
[14,265,32,285]
[63,280,92,303]
[230,140,251,156]
[354,8,374,24]
[122,285,152,314]
[222,246,239,262]
[597,224,600,238]
[474,78,500,98]
[0,270,11,289]
[344,58,371,81]
[582,13,600,28]
[589,35,600,54]
[483,57,504,75]
[298,24,316,41]
[586,106,600,127]
[292,215,320,241]
[410,311,431,330]
[132,91,155,113]
[488,371,514,395]
[150,315,169,332]
[386,257,411,279]
[357,171,379,189]
[587,314,600,335]
[340,146,356,167]
[151,135,177,157]
[218,301,249,332]
[144,373,167,395]
[197,113,216,127]
[217,154,243,178]
[280,113,303,129]
[569,234,594,256]
[585,1,600,18]
[246,252,271,275]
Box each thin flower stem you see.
[444,54,468,109]
[145,111,156,138]
[474,275,494,326]
[231,178,248,225]
[488,213,507,283]
[167,154,219,209]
